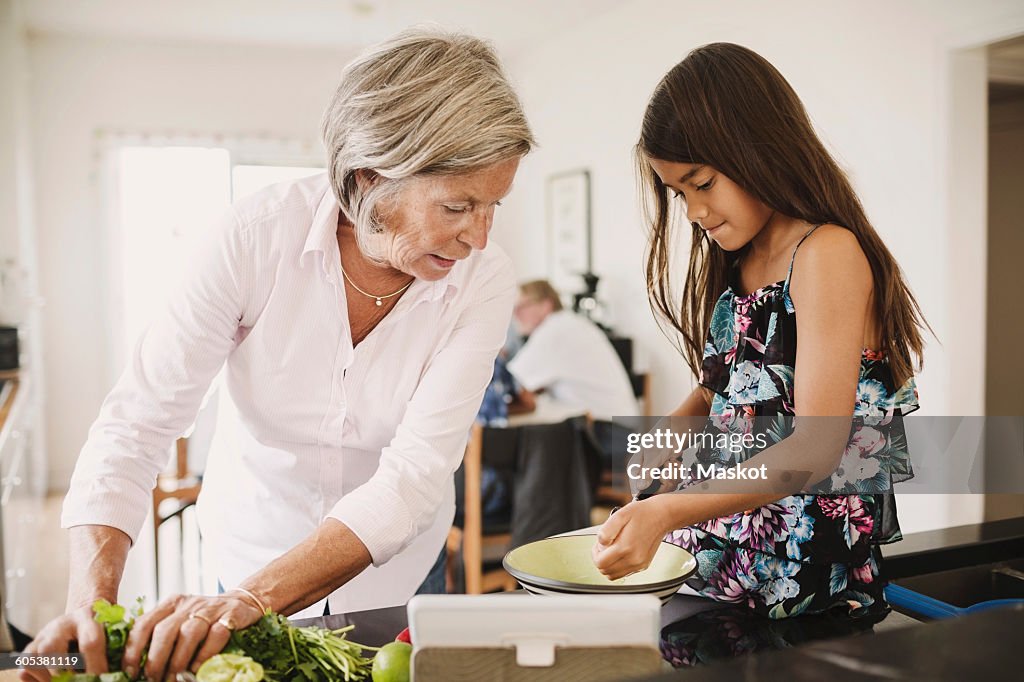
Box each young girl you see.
[592,42,930,618]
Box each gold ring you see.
[188,612,213,626]
[217,616,237,631]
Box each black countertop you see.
[292,605,407,648]
[293,592,921,673]
[290,518,1024,677]
[640,603,1023,681]
[882,516,1024,579]
[295,601,1022,680]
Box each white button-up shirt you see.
[62,173,515,618]
[508,311,639,421]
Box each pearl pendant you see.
[375,298,383,306]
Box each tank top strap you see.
[782,223,825,293]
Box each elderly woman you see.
[23,28,533,681]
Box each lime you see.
[371,641,412,682]
[196,653,265,682]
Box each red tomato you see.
[395,627,411,645]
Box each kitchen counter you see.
[292,605,407,648]
[642,603,1022,681]
[292,592,921,673]
[287,519,1024,676]
[882,516,1024,580]
[293,599,1021,680]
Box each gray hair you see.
[321,27,535,251]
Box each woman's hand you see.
[591,497,675,581]
[19,603,109,682]
[120,592,263,681]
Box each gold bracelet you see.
[230,586,269,614]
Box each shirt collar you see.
[301,179,459,302]
[301,178,341,265]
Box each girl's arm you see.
[670,385,713,418]
[595,225,873,579]
[627,385,712,494]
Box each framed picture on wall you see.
[546,169,592,293]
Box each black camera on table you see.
[0,326,19,370]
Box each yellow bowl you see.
[502,535,697,603]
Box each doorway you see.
[984,35,1024,521]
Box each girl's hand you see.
[626,446,684,497]
[626,412,708,496]
[120,592,263,681]
[591,497,675,581]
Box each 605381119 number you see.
[3,653,85,670]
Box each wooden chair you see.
[448,423,517,594]
[450,415,601,593]
[152,437,202,594]
[590,373,653,511]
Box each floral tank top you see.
[666,224,920,617]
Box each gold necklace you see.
[341,267,413,306]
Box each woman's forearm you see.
[233,519,372,616]
[67,525,132,610]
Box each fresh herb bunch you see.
[226,612,378,681]
[93,599,144,673]
[49,600,376,682]
[52,598,145,682]
[51,673,130,682]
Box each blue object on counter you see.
[885,584,1024,619]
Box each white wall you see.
[1,0,46,495]
[0,0,22,270]
[26,2,1024,534]
[29,35,356,489]
[498,0,1024,532]
[0,0,37,323]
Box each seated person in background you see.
[476,353,518,429]
[455,336,529,529]
[472,353,518,521]
[508,279,638,423]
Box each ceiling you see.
[20,0,621,57]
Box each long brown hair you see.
[638,42,931,387]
